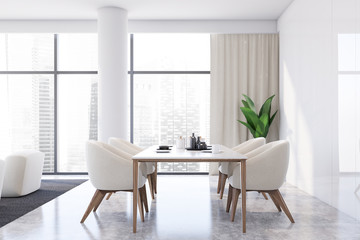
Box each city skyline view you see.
[0,33,210,173]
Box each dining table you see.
[132,145,247,233]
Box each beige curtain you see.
[209,34,279,174]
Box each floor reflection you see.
[0,175,360,240]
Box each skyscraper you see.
[89,80,98,140]
[31,35,54,172]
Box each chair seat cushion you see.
[145,162,156,175]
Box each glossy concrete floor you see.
[1,175,360,240]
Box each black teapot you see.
[197,141,207,150]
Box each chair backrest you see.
[108,138,143,156]
[232,137,266,155]
[246,140,278,158]
[86,141,146,190]
[246,140,290,190]
[108,138,156,175]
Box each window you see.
[131,34,210,172]
[57,34,98,71]
[0,33,98,173]
[0,34,53,71]
[0,74,55,171]
[133,34,210,71]
[0,33,209,174]
[57,75,98,172]
[338,34,360,173]
[56,34,98,173]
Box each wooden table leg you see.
[241,160,246,233]
[133,159,138,233]
[154,162,158,194]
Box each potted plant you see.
[238,94,277,138]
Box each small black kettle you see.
[197,141,207,150]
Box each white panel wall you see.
[0,20,96,32]
[278,0,360,220]
[0,20,277,33]
[128,20,277,33]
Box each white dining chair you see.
[217,137,266,199]
[226,140,295,223]
[80,141,149,223]
[108,137,157,199]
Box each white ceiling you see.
[0,0,294,20]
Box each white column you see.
[97,7,128,142]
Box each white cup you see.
[176,138,185,149]
[212,144,220,154]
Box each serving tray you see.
[185,147,212,151]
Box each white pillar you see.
[97,7,128,142]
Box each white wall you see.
[0,20,277,33]
[278,0,360,220]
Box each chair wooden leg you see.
[230,188,241,222]
[81,190,103,223]
[151,172,156,196]
[106,192,113,200]
[226,184,233,212]
[273,190,295,223]
[140,185,149,213]
[144,188,150,213]
[219,173,228,199]
[261,192,269,200]
[93,190,107,212]
[154,163,157,194]
[137,189,145,222]
[147,175,155,200]
[268,191,282,212]
[217,171,222,194]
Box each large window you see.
[57,75,98,172]
[0,34,98,173]
[56,34,98,173]
[0,74,55,172]
[131,34,210,172]
[0,33,210,174]
[338,34,360,173]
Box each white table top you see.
[132,145,247,162]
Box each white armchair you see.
[0,159,5,200]
[108,137,157,199]
[2,150,44,197]
[217,137,266,199]
[227,140,295,223]
[80,141,149,223]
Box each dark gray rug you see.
[0,179,87,228]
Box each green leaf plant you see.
[238,94,278,138]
